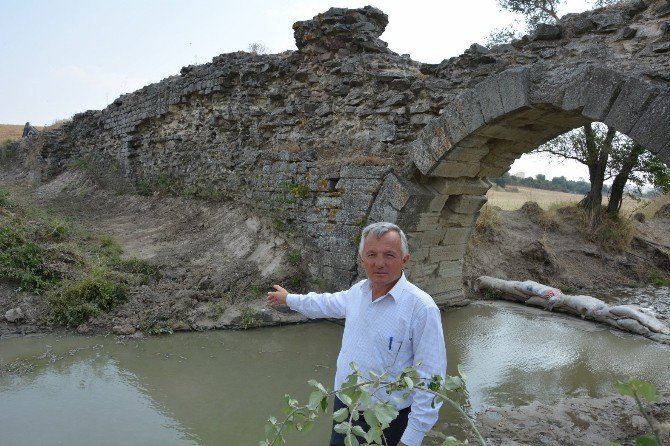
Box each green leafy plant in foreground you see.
[603,379,665,446]
[261,363,487,446]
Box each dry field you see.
[486,185,656,216]
[0,124,24,142]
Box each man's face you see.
[360,231,410,290]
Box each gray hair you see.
[358,222,409,257]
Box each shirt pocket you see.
[375,330,412,373]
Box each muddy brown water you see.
[1,301,669,446]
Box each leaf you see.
[635,436,660,446]
[614,380,635,397]
[403,376,414,390]
[373,403,398,427]
[457,364,468,380]
[634,382,659,402]
[333,407,349,422]
[321,396,329,413]
[308,390,324,410]
[614,379,659,402]
[363,425,382,445]
[443,376,464,391]
[308,379,328,394]
[363,409,379,429]
[334,422,350,434]
[352,425,367,438]
[344,433,360,446]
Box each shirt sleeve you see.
[401,305,447,446]
[285,289,348,319]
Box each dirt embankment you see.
[0,168,309,337]
[465,201,670,303]
[1,167,670,338]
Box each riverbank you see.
[1,165,669,338]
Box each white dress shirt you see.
[286,273,447,446]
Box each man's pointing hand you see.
[267,285,289,306]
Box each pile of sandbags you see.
[474,276,670,344]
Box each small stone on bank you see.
[5,307,24,323]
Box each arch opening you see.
[382,66,670,305]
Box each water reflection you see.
[1,302,669,446]
[0,358,198,446]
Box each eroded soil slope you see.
[1,167,669,337]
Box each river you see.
[1,301,669,445]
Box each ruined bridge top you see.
[18,0,670,301]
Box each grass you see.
[47,268,128,327]
[287,250,302,266]
[650,273,670,287]
[487,186,645,215]
[0,188,157,327]
[474,204,500,236]
[0,223,59,291]
[555,204,635,252]
[0,124,25,142]
[239,305,258,329]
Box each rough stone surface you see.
[10,1,670,303]
[4,307,24,323]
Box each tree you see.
[538,124,670,224]
[486,0,618,46]
[247,42,267,54]
[607,140,670,215]
[497,0,560,28]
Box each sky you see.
[0,0,596,181]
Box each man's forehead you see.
[362,231,402,249]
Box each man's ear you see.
[401,254,410,268]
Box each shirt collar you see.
[364,272,408,303]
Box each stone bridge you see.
[14,0,670,305]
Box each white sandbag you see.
[590,307,619,326]
[515,281,562,298]
[526,296,551,309]
[475,276,529,301]
[609,305,670,335]
[616,318,651,336]
[548,294,607,318]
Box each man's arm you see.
[267,284,347,319]
[400,305,447,446]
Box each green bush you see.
[0,224,57,291]
[48,270,127,327]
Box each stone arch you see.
[372,64,670,305]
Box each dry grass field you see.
[486,185,658,216]
[0,124,24,142]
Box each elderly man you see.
[267,222,447,446]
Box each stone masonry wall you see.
[13,1,670,303]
